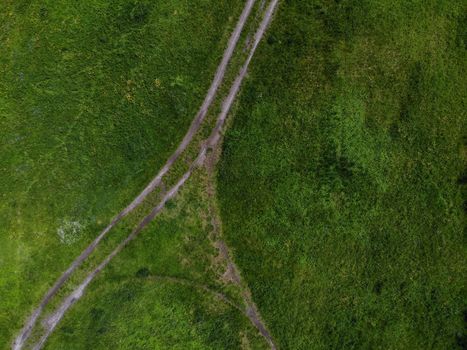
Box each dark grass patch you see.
[219,0,466,349]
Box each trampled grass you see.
[218,0,466,349]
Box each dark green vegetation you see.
[219,0,466,349]
[0,0,263,348]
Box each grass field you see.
[218,0,466,349]
[1,0,466,349]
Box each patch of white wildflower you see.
[57,220,83,245]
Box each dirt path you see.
[29,1,279,348]
[12,1,256,349]
[206,149,277,349]
[204,62,277,350]
[205,22,278,344]
[208,205,278,350]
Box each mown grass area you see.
[0,0,246,346]
[219,0,466,349]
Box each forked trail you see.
[13,1,256,349]
[15,0,280,349]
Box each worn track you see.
[12,1,256,349]
[17,0,280,348]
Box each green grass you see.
[0,0,247,347]
[2,0,466,348]
[47,279,257,350]
[218,0,466,349]
[44,174,267,349]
